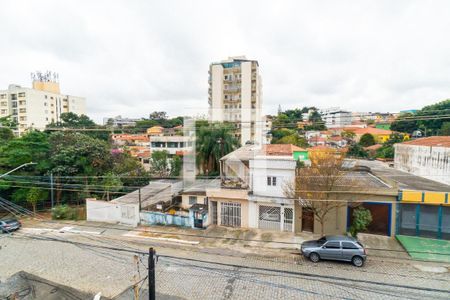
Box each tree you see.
[284,150,351,236]
[440,122,450,136]
[101,172,123,201]
[111,152,149,187]
[196,123,239,174]
[359,133,376,147]
[27,187,48,213]
[347,143,368,158]
[149,111,168,120]
[390,99,450,135]
[376,133,404,159]
[170,155,182,177]
[0,131,50,173]
[0,127,14,142]
[48,132,112,176]
[271,128,296,143]
[277,134,308,148]
[47,112,109,141]
[150,150,170,177]
[341,131,356,143]
[349,207,373,237]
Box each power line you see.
[8,233,450,295]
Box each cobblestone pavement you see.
[0,229,449,299]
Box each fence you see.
[140,211,191,227]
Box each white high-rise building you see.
[208,56,262,145]
[320,107,352,128]
[0,72,86,135]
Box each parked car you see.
[0,219,21,233]
[301,235,367,267]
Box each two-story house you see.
[206,144,298,231]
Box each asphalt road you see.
[1,225,449,300]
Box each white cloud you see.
[1,0,449,122]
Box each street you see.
[1,222,449,299]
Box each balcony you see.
[221,177,249,189]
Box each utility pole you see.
[148,247,156,300]
[50,172,54,209]
[139,188,142,211]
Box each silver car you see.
[0,219,21,233]
[301,235,367,267]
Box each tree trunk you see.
[32,203,36,214]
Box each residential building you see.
[111,134,150,147]
[342,127,394,143]
[0,73,86,135]
[147,126,164,136]
[394,136,450,186]
[103,115,143,127]
[207,144,298,231]
[320,107,352,128]
[262,115,273,144]
[207,144,394,236]
[208,56,263,145]
[150,135,194,155]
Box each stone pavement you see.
[1,226,449,299]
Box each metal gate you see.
[221,202,241,227]
[283,207,293,232]
[211,201,218,225]
[259,206,281,230]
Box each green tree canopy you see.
[196,122,239,175]
[359,133,376,147]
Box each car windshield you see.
[317,237,327,245]
[3,220,17,224]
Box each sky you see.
[1,0,450,123]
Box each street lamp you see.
[0,162,37,179]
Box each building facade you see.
[0,75,86,135]
[320,108,352,128]
[208,56,262,145]
[394,137,450,185]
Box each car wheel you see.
[352,256,364,267]
[309,252,320,263]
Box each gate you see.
[221,202,241,227]
[211,201,218,225]
[283,207,293,232]
[259,206,281,230]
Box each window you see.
[189,196,197,205]
[18,92,25,97]
[0,101,7,106]
[324,241,341,249]
[19,108,26,113]
[10,94,17,100]
[342,242,358,249]
[0,94,6,99]
[1,109,7,114]
[267,176,277,186]
[19,100,26,106]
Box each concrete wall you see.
[250,157,295,198]
[140,211,190,227]
[181,194,207,209]
[395,144,450,185]
[86,199,139,227]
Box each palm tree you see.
[196,122,239,175]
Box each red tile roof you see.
[343,127,392,135]
[401,136,450,147]
[260,144,307,156]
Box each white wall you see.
[241,61,252,145]
[250,157,296,198]
[395,144,450,185]
[86,199,139,227]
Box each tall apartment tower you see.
[208,56,263,145]
[0,72,86,135]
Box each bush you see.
[51,204,79,220]
[349,207,373,238]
